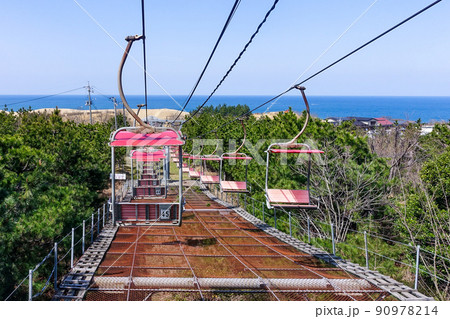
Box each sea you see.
[1,94,449,123]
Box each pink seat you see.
[267,189,310,206]
[221,181,248,192]
[189,168,200,178]
[182,167,189,173]
[200,175,220,184]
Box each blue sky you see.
[1,0,449,96]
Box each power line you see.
[188,0,443,140]
[3,87,85,107]
[182,0,280,125]
[172,0,242,123]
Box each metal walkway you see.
[80,190,395,301]
[55,185,432,301]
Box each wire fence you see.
[208,185,450,301]
[4,200,113,301]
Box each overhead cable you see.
[189,0,442,140]
[141,0,149,120]
[182,0,280,125]
[172,0,242,123]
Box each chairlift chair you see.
[199,154,221,184]
[199,138,221,184]
[264,86,323,209]
[220,153,252,192]
[219,120,252,193]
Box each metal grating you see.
[83,190,394,301]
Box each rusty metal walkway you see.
[81,189,396,301]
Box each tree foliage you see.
[0,109,117,299]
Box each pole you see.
[82,220,85,254]
[111,97,118,131]
[28,269,33,301]
[54,242,58,290]
[97,208,100,234]
[103,204,106,228]
[86,82,93,125]
[131,157,134,189]
[307,217,311,244]
[71,228,74,268]
[364,231,369,269]
[262,203,265,223]
[415,245,420,290]
[91,213,94,243]
[274,208,277,229]
[331,223,336,255]
[111,146,116,224]
[289,212,292,237]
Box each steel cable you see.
[182,0,281,125]
[188,0,442,139]
[172,0,242,123]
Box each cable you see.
[182,0,280,125]
[187,0,443,139]
[3,87,85,107]
[141,0,149,121]
[262,0,380,115]
[292,0,443,89]
[172,0,242,123]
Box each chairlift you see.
[265,86,323,209]
[220,120,252,193]
[199,138,221,185]
[188,144,203,179]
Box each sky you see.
[0,0,449,97]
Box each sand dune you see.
[33,107,189,124]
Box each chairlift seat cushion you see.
[189,169,200,178]
[222,156,252,160]
[269,149,324,154]
[200,175,220,184]
[221,181,248,192]
[267,189,310,205]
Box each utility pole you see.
[85,82,93,125]
[109,97,118,131]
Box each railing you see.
[4,200,112,301]
[208,185,450,301]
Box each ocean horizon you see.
[1,94,449,123]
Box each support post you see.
[71,228,74,268]
[289,212,292,237]
[97,208,100,234]
[262,203,265,223]
[331,223,336,255]
[415,245,420,290]
[364,231,369,269]
[82,220,85,254]
[91,213,94,243]
[244,194,247,211]
[103,204,106,228]
[54,242,58,290]
[252,198,255,216]
[131,157,134,189]
[274,208,277,229]
[111,146,116,224]
[28,269,33,301]
[307,217,311,244]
